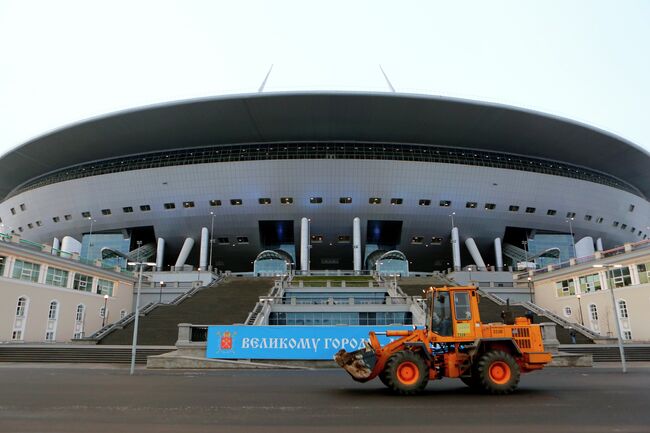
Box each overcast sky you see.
[1,0,649,156]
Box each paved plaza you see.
[0,364,648,433]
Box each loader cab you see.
[426,286,479,341]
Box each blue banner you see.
[206,325,412,360]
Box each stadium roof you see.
[1,91,649,199]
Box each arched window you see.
[563,306,572,317]
[120,309,127,319]
[75,304,85,321]
[589,304,598,321]
[48,301,59,320]
[16,297,27,317]
[618,300,629,318]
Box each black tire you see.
[383,351,429,395]
[378,370,390,387]
[476,350,520,395]
[460,374,480,389]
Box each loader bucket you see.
[334,348,378,382]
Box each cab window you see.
[454,292,472,321]
[431,291,452,336]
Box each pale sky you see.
[1,0,649,156]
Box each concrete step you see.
[0,346,172,363]
[560,345,650,362]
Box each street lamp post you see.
[527,276,534,303]
[209,211,215,272]
[86,217,96,260]
[567,217,576,258]
[576,294,584,326]
[522,240,529,267]
[159,281,165,304]
[593,263,627,373]
[101,294,109,327]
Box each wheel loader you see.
[334,286,552,395]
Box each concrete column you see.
[199,227,209,270]
[353,217,361,272]
[451,227,461,271]
[596,238,603,252]
[494,237,503,270]
[465,237,486,270]
[300,217,309,272]
[575,236,595,258]
[52,237,60,255]
[175,238,195,268]
[156,238,165,271]
[61,236,82,256]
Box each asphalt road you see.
[0,365,649,433]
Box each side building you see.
[0,235,135,343]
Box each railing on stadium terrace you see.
[516,239,650,279]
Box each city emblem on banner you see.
[216,330,235,351]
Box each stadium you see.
[0,91,649,274]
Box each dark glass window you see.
[339,197,352,204]
[101,209,111,215]
[439,200,451,207]
[164,203,175,210]
[258,198,271,205]
[230,199,243,206]
[140,205,151,211]
[466,202,477,209]
[122,207,133,213]
[209,199,222,207]
[509,205,519,212]
[419,199,431,206]
[547,209,557,216]
[369,197,381,204]
[310,197,323,204]
[182,201,195,208]
[525,207,536,213]
[484,203,496,210]
[280,197,293,204]
[390,198,403,205]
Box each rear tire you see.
[384,351,428,395]
[460,373,480,389]
[476,350,520,395]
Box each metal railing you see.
[520,301,605,340]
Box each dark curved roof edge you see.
[1,91,649,199]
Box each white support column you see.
[199,227,209,270]
[494,237,503,270]
[451,227,461,271]
[52,237,60,255]
[465,237,486,270]
[155,238,165,271]
[61,236,82,255]
[353,217,361,272]
[300,217,309,272]
[575,236,595,258]
[175,238,195,268]
[596,238,604,252]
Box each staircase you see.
[0,345,169,363]
[98,277,275,346]
[398,275,459,296]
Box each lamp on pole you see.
[86,217,96,260]
[567,217,576,258]
[576,294,584,326]
[209,211,215,272]
[449,212,456,229]
[101,294,109,327]
[527,276,534,303]
[593,263,627,373]
[522,240,529,266]
[128,240,156,375]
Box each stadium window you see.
[629,204,635,212]
[631,227,635,233]
[122,207,133,213]
[419,199,431,206]
[431,237,443,245]
[584,215,592,221]
[311,235,323,243]
[566,212,576,218]
[19,203,26,211]
[52,216,60,223]
[310,197,323,204]
[35,221,42,227]
[209,199,222,207]
[484,203,496,210]
[182,201,195,208]
[339,197,352,204]
[411,236,424,244]
[369,197,381,204]
[258,198,272,205]
[81,211,91,218]
[280,197,293,205]
[547,209,557,216]
[596,217,604,224]
[64,214,72,220]
[101,209,111,215]
[612,221,619,227]
[18,227,23,232]
[164,203,176,210]
[139,205,151,211]
[338,235,351,243]
[217,237,229,244]
[236,236,249,244]
[525,207,536,214]
[391,198,403,205]
[466,202,477,209]
[27,223,33,229]
[509,205,519,212]
[230,199,243,206]
[621,224,627,230]
[10,208,16,215]
[439,200,451,207]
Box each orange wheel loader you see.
[335,286,552,395]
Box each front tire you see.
[476,350,520,394]
[384,351,428,395]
